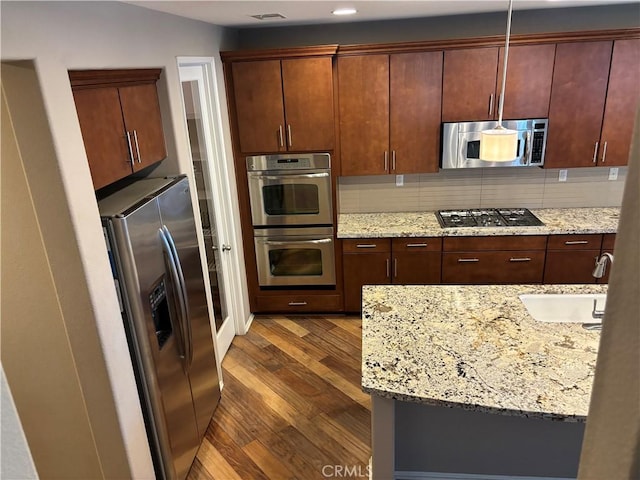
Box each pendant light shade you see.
[480,126,518,161]
[480,0,517,162]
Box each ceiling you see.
[124,0,638,28]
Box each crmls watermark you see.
[321,464,371,478]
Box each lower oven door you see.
[254,227,336,287]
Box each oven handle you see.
[254,172,330,180]
[262,238,332,246]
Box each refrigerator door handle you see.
[158,227,190,368]
[162,225,194,370]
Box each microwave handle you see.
[524,131,531,164]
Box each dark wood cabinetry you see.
[339,52,442,175]
[545,39,640,168]
[343,238,442,311]
[442,44,555,122]
[70,69,167,190]
[231,56,335,153]
[442,236,547,284]
[543,234,603,284]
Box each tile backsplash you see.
[338,167,627,213]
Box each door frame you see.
[177,58,250,361]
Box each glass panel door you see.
[180,75,228,332]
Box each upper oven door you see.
[247,169,333,227]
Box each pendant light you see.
[480,0,517,162]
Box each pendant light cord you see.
[497,0,513,125]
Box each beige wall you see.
[1,76,118,478]
[1,2,239,477]
[578,110,640,478]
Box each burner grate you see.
[436,208,543,228]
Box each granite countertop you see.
[361,283,608,422]
[338,207,620,238]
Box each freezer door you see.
[110,196,200,480]
[157,178,221,440]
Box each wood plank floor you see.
[187,315,371,480]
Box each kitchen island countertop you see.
[339,207,619,238]
[362,283,608,422]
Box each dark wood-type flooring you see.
[187,315,371,480]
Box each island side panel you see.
[394,401,585,478]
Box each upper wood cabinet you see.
[442,44,555,122]
[545,39,640,168]
[598,39,640,166]
[231,57,335,153]
[339,51,442,176]
[70,69,167,190]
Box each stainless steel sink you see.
[519,293,606,323]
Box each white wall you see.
[1,2,239,477]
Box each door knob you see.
[222,244,232,252]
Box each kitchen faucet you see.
[592,252,614,279]
[583,253,614,330]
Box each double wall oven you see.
[247,153,336,287]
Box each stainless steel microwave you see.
[441,118,548,169]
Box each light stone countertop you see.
[361,283,608,422]
[338,207,620,238]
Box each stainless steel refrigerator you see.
[98,175,220,480]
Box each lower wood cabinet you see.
[343,238,442,312]
[442,236,547,284]
[543,234,603,284]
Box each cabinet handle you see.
[133,130,141,163]
[392,150,396,171]
[565,240,589,245]
[125,131,135,167]
[384,151,389,172]
[287,124,292,148]
[406,243,428,248]
[509,257,531,262]
[592,141,599,164]
[458,258,479,263]
[278,125,284,148]
[288,301,307,306]
[394,258,398,278]
[356,244,377,248]
[488,94,494,117]
[386,258,390,278]
[601,141,608,163]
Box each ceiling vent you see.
[250,13,287,21]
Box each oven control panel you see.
[246,153,330,172]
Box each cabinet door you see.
[599,39,640,166]
[119,83,167,172]
[545,41,612,168]
[393,252,441,284]
[73,87,132,190]
[343,252,391,311]
[390,52,442,174]
[543,250,599,284]
[442,47,499,122]
[338,55,390,175]
[281,57,335,152]
[498,44,556,120]
[232,60,286,153]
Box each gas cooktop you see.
[436,208,544,228]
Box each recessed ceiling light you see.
[332,7,357,16]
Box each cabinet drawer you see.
[546,234,603,250]
[601,233,616,251]
[392,237,442,252]
[443,235,547,252]
[342,238,391,253]
[442,251,545,284]
[255,294,343,313]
